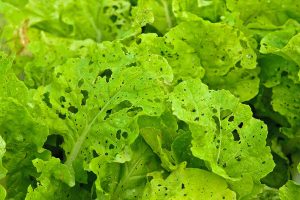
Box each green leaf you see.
[203,67,260,102]
[226,0,300,26]
[0,1,27,52]
[165,20,257,76]
[0,52,29,104]
[0,98,49,199]
[172,0,226,22]
[21,33,101,87]
[137,0,175,34]
[0,136,6,180]
[281,33,300,67]
[142,163,236,199]
[279,180,300,200]
[24,0,152,42]
[259,54,299,88]
[26,158,90,200]
[0,185,6,200]
[261,153,289,188]
[90,137,162,200]
[0,136,7,200]
[260,30,300,77]
[1,0,28,8]
[32,41,171,183]
[165,20,258,101]
[138,112,178,171]
[129,33,205,82]
[171,130,206,169]
[260,29,297,55]
[272,78,300,138]
[170,79,275,197]
[256,186,280,200]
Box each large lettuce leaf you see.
[1,0,300,199]
[142,163,236,199]
[170,79,275,198]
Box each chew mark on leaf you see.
[65,73,139,165]
[169,79,275,197]
[142,163,236,199]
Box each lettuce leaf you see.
[142,163,236,199]
[1,0,300,199]
[170,79,275,197]
[279,180,300,200]
[90,137,161,199]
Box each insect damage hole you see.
[99,69,112,82]
[43,134,66,163]
[81,90,89,106]
[232,129,240,141]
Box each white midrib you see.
[65,88,122,166]
[112,148,147,199]
[216,114,222,163]
[65,72,141,165]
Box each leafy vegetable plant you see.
[0,0,300,199]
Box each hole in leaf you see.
[43,92,52,108]
[81,90,89,106]
[57,112,66,119]
[235,61,242,68]
[104,109,112,120]
[281,71,288,77]
[92,150,99,157]
[232,129,240,141]
[238,122,243,128]
[43,134,66,162]
[29,176,38,189]
[228,116,234,122]
[212,116,220,134]
[110,15,117,22]
[127,107,143,117]
[122,131,128,139]
[68,106,78,114]
[116,130,121,140]
[60,96,66,103]
[78,78,84,88]
[235,155,241,161]
[99,69,112,83]
[181,183,185,189]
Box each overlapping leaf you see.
[142,163,236,199]
[165,20,258,101]
[271,79,300,138]
[26,158,91,200]
[0,98,49,199]
[279,180,300,200]
[90,137,161,199]
[32,41,172,185]
[1,0,300,199]
[170,79,275,197]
